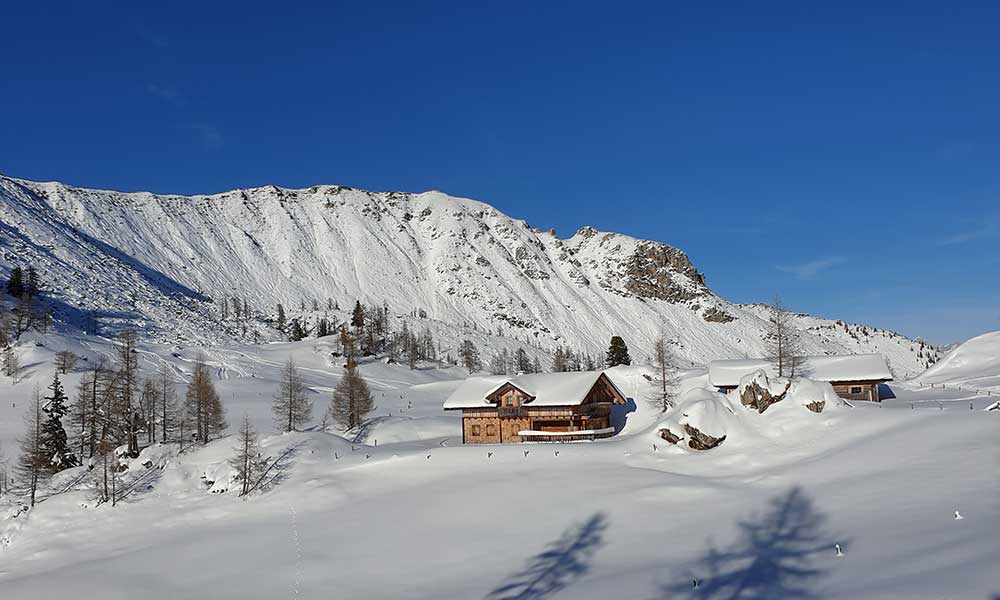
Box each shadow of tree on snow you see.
[486,512,608,600]
[655,487,840,599]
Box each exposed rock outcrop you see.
[804,400,825,413]
[683,424,726,450]
[703,306,736,323]
[622,242,706,302]
[658,428,683,444]
[739,370,790,414]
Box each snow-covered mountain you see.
[911,331,1000,391]
[0,175,938,375]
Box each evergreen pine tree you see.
[316,318,330,338]
[25,266,40,299]
[459,340,481,373]
[41,373,78,472]
[288,319,306,341]
[606,336,632,367]
[5,266,24,298]
[276,303,287,333]
[552,346,567,372]
[351,301,365,337]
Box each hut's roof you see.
[708,354,893,388]
[443,371,626,409]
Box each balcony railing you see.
[497,406,527,418]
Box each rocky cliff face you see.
[0,175,937,375]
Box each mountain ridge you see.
[0,174,939,376]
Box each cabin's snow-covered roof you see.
[443,371,622,409]
[708,354,892,387]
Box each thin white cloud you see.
[192,124,224,149]
[777,257,844,281]
[937,224,995,246]
[135,23,169,48]
[146,84,184,105]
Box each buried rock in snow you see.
[658,427,683,445]
[683,423,726,450]
[656,388,737,451]
[738,369,790,413]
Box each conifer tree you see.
[273,357,311,432]
[459,340,481,373]
[276,303,287,333]
[229,415,269,497]
[41,373,78,472]
[288,319,306,342]
[351,301,365,338]
[25,266,40,299]
[552,346,568,372]
[316,318,330,338]
[515,348,531,374]
[5,266,24,298]
[605,336,632,367]
[17,386,50,507]
[329,358,374,431]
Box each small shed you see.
[708,354,893,402]
[443,371,628,444]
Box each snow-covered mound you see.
[657,372,848,452]
[911,331,1000,392]
[657,388,742,450]
[0,175,936,375]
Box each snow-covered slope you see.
[0,334,996,600]
[0,175,937,375]
[911,331,1000,392]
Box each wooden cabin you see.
[708,354,893,402]
[443,371,628,443]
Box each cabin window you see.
[850,386,863,394]
[471,424,481,436]
[486,424,496,437]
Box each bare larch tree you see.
[766,295,804,377]
[16,386,50,507]
[229,415,269,497]
[273,357,312,432]
[329,358,374,431]
[184,354,227,444]
[649,335,680,412]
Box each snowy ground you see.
[0,332,997,599]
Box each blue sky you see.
[2,2,998,343]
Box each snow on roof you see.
[708,354,892,388]
[442,371,623,409]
